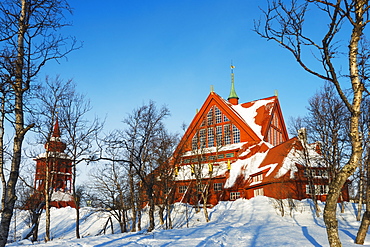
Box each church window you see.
[207,108,213,125]
[233,125,240,143]
[225,153,234,158]
[230,192,240,200]
[208,155,216,161]
[215,107,222,123]
[197,184,205,193]
[200,119,205,127]
[254,188,264,196]
[207,127,214,147]
[216,125,223,146]
[224,124,231,145]
[179,186,188,194]
[252,174,263,183]
[217,154,224,159]
[267,113,284,146]
[200,129,206,148]
[192,134,198,150]
[213,183,223,191]
[306,184,329,195]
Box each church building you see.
[165,67,349,207]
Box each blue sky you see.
[41,0,325,135]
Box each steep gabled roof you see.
[230,96,276,140]
[175,93,289,155]
[175,92,262,154]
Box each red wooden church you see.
[26,119,76,209]
[166,68,349,206]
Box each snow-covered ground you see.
[7,196,370,246]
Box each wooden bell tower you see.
[27,119,76,209]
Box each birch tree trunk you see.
[0,1,32,245]
[356,150,370,244]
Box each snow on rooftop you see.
[276,143,323,179]
[36,151,72,160]
[230,98,275,140]
[276,148,299,179]
[175,161,228,181]
[225,151,268,188]
[182,142,247,157]
[51,191,73,202]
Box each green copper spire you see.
[228,64,239,100]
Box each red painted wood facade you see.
[161,88,349,207]
[25,119,76,209]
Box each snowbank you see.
[7,197,370,246]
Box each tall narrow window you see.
[224,124,231,145]
[200,119,205,127]
[216,125,223,146]
[207,108,213,125]
[192,134,198,150]
[208,127,214,147]
[215,107,222,124]
[200,129,206,148]
[233,125,240,143]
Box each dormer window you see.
[252,174,263,183]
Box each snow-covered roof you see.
[51,191,73,202]
[177,137,324,189]
[229,98,275,140]
[36,151,72,160]
[182,142,247,157]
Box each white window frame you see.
[207,108,213,125]
[230,192,240,200]
[207,127,214,147]
[200,129,206,148]
[252,174,263,183]
[233,125,240,143]
[213,183,223,191]
[197,184,205,193]
[305,184,329,195]
[179,186,188,194]
[224,124,231,145]
[254,188,264,196]
[215,107,222,124]
[216,125,223,146]
[192,134,198,150]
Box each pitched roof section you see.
[176,93,289,154]
[52,118,61,138]
[233,96,289,143]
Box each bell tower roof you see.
[45,118,67,153]
[52,118,61,138]
[228,64,239,105]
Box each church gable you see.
[262,98,289,146]
[179,92,261,153]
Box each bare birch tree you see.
[30,76,102,239]
[88,159,129,234]
[30,76,73,241]
[105,101,171,232]
[151,129,179,229]
[0,1,78,245]
[58,83,103,239]
[255,1,369,245]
